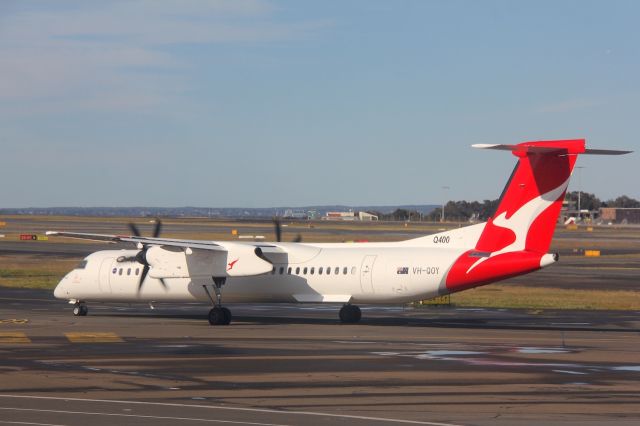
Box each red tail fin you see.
[444,139,630,292]
[474,139,584,255]
[444,139,584,292]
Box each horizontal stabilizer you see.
[583,148,633,155]
[472,144,560,153]
[473,143,632,156]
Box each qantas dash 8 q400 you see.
[48,139,630,325]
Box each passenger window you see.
[318,267,323,275]
[135,268,140,275]
[112,268,117,274]
[271,267,276,274]
[279,267,284,274]
[310,267,315,275]
[119,268,123,276]
[303,267,308,275]
[326,267,330,275]
[351,267,356,275]
[335,267,339,275]
[343,267,348,275]
[127,268,131,276]
[296,267,300,274]
[287,267,292,275]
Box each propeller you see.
[273,217,282,242]
[273,217,302,243]
[120,218,167,293]
[128,223,141,237]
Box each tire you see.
[208,307,231,326]
[339,305,361,324]
[221,307,232,325]
[351,305,361,323]
[73,305,88,316]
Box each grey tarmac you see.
[1,288,640,426]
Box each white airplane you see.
[48,139,630,325]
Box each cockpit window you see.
[76,260,88,270]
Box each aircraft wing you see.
[46,231,286,277]
[45,231,228,251]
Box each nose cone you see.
[53,278,67,299]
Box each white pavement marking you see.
[0,422,69,426]
[0,408,286,426]
[0,395,463,426]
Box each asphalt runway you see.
[1,288,640,425]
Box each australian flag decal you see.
[397,266,409,275]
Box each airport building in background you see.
[599,208,640,225]
[560,200,640,225]
[322,211,379,221]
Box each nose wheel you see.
[72,303,88,316]
[208,307,232,325]
[339,304,361,323]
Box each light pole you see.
[441,186,450,223]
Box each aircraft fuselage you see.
[54,243,466,304]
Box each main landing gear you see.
[72,303,88,316]
[339,304,361,324]
[203,277,232,326]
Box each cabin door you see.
[98,259,113,293]
[360,255,377,293]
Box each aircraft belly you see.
[222,275,323,303]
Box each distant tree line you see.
[368,192,640,222]
[564,191,640,210]
[367,199,500,223]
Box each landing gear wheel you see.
[73,304,88,316]
[221,307,232,324]
[339,304,361,324]
[208,307,232,326]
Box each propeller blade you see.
[158,277,168,290]
[138,264,150,293]
[128,223,141,237]
[152,218,162,238]
[135,249,146,265]
[293,234,302,243]
[273,217,282,242]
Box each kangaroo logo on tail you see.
[467,176,570,273]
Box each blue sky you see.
[0,0,637,207]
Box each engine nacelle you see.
[146,243,273,279]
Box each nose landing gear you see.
[339,304,361,323]
[72,303,88,316]
[208,306,232,326]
